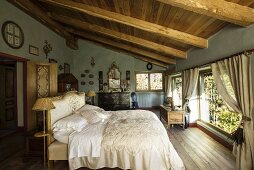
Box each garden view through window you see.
[135,72,163,91]
[201,72,240,133]
[172,76,182,108]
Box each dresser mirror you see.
[108,62,121,91]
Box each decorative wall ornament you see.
[43,40,52,58]
[64,63,70,73]
[2,21,24,49]
[89,81,94,85]
[81,81,86,85]
[29,45,39,56]
[81,73,85,77]
[85,69,89,73]
[146,62,153,70]
[91,57,95,66]
[89,74,94,78]
[58,64,63,71]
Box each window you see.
[135,72,163,91]
[200,72,241,133]
[172,76,182,107]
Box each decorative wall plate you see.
[89,74,94,78]
[81,81,86,85]
[89,81,94,85]
[81,73,85,77]
[2,21,24,49]
[85,69,89,73]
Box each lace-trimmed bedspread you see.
[69,110,185,170]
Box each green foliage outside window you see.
[203,73,240,133]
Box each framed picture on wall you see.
[64,63,70,73]
[29,45,39,56]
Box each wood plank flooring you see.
[168,126,235,170]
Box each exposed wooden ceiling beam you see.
[50,13,186,59]
[132,55,168,68]
[66,28,175,65]
[8,0,78,49]
[157,0,254,26]
[79,38,168,68]
[42,0,207,48]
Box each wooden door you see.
[0,65,16,130]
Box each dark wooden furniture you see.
[97,92,130,111]
[160,105,185,128]
[58,73,78,93]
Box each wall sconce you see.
[59,64,63,71]
[91,57,95,67]
[43,40,52,58]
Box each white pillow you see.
[53,113,88,132]
[80,109,107,124]
[75,104,105,114]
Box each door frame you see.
[0,52,29,131]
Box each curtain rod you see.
[180,48,254,71]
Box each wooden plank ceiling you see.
[8,0,254,67]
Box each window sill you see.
[197,120,234,150]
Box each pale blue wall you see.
[177,24,254,71]
[0,1,74,127]
[0,1,74,71]
[72,40,166,107]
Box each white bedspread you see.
[68,119,109,159]
[69,110,185,170]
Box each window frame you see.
[198,69,241,134]
[171,74,182,107]
[135,71,165,92]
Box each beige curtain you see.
[166,75,173,97]
[182,68,199,108]
[211,53,253,170]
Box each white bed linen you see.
[53,130,74,144]
[68,110,185,170]
[68,119,109,159]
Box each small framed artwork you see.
[64,63,70,74]
[29,45,39,56]
[49,58,57,63]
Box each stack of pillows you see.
[52,105,110,144]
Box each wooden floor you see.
[0,126,235,170]
[168,126,235,170]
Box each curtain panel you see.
[211,53,253,170]
[182,68,199,110]
[166,75,173,97]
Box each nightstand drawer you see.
[169,113,183,122]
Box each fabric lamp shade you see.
[32,97,55,111]
[86,90,96,97]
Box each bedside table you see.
[160,105,185,128]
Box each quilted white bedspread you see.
[68,110,185,170]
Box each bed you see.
[47,91,185,170]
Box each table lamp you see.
[86,90,96,105]
[32,97,55,168]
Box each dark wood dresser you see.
[97,92,130,111]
